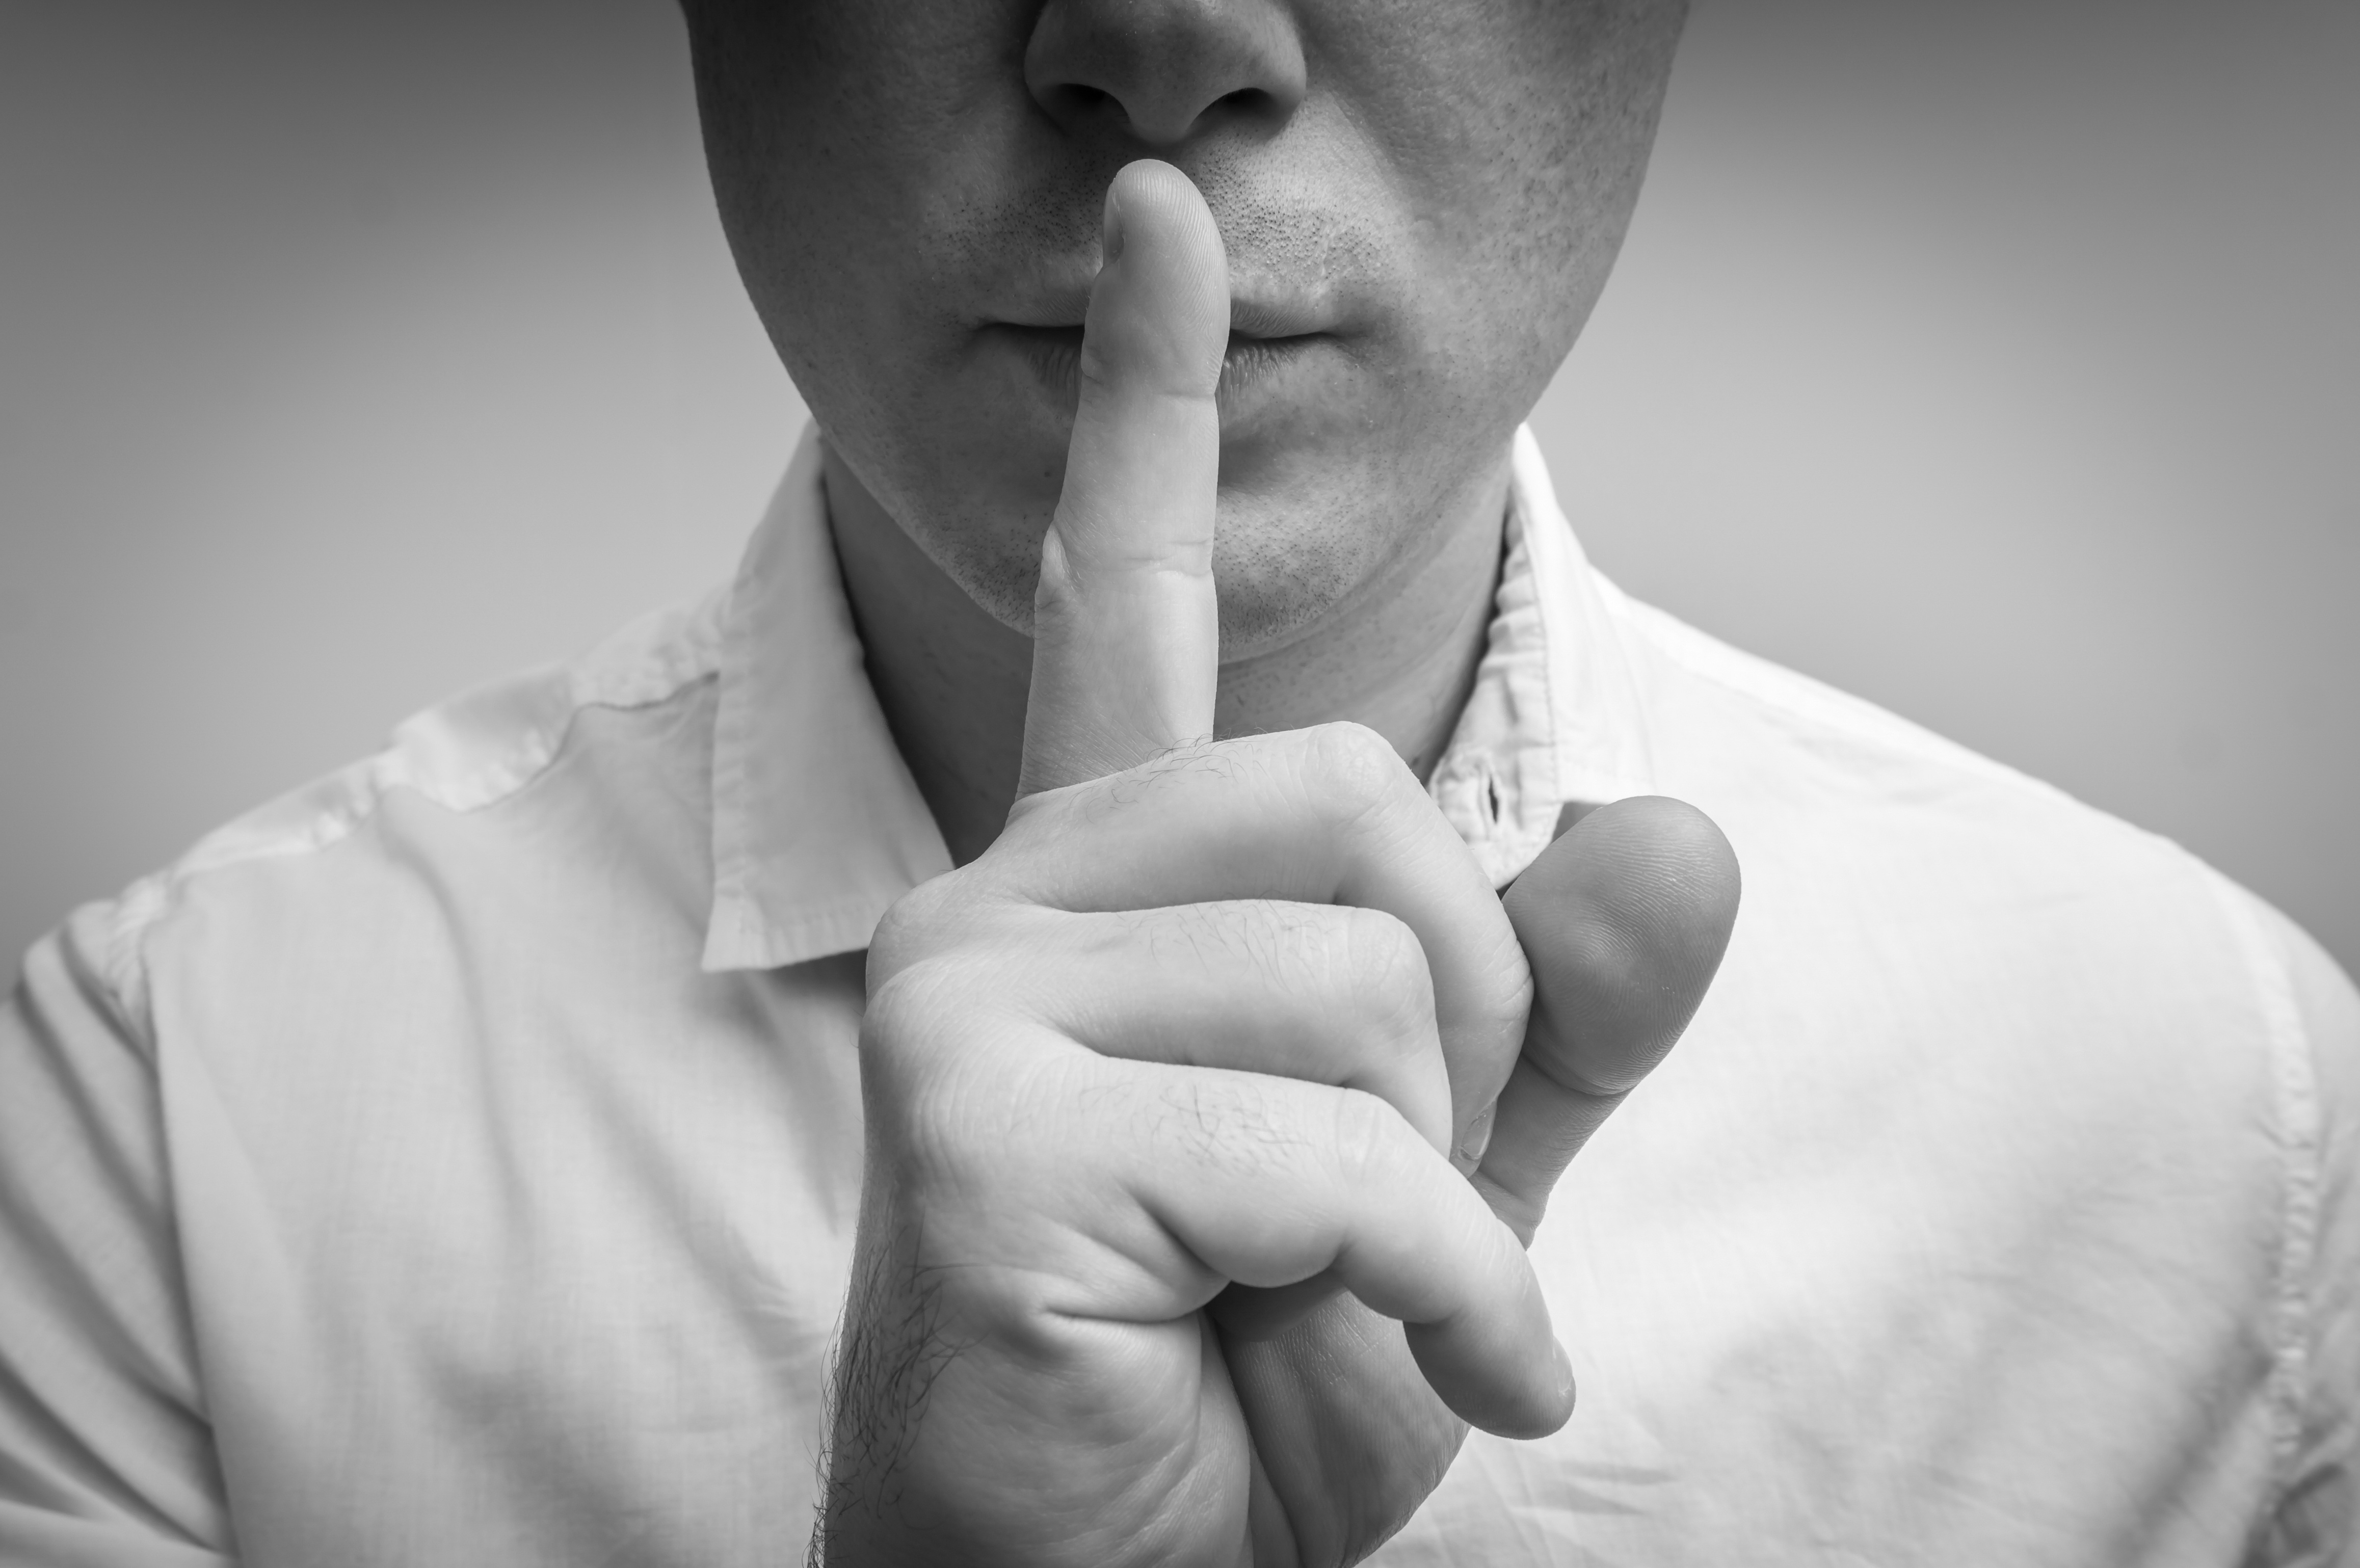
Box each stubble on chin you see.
[898,480,1382,665]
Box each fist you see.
[814,161,1738,1568]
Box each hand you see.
[1215,791,1739,1564]
[815,160,1737,1568]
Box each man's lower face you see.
[683,0,1688,648]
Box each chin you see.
[886,479,1390,664]
[860,386,1444,655]
[1206,539,1362,658]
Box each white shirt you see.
[3,428,2353,1566]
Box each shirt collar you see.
[702,422,1655,971]
[1428,425,1659,886]
[701,431,954,971]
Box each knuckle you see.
[866,875,955,979]
[1152,1072,1304,1178]
[1162,899,1251,974]
[864,905,922,986]
[1336,907,1438,1042]
[1473,1170,1549,1248]
[1233,898,1338,992]
[860,968,975,1174]
[863,944,1030,1072]
[859,957,966,1057]
[866,866,1022,987]
[863,964,1076,1188]
[1328,1087,1415,1191]
[1301,721,1412,826]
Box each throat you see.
[1208,467,1509,787]
[824,449,1031,867]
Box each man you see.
[2,3,2352,1565]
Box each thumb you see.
[1018,160,1230,798]
[1476,796,1742,1243]
[1225,800,1737,1339]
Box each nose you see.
[1024,0,1308,148]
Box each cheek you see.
[692,5,1037,357]
[688,0,1681,634]
[1317,0,1680,381]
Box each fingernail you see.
[1100,183,1127,265]
[1454,1101,1497,1171]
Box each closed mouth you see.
[990,323,1329,400]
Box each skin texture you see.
[811,166,1736,1566]
[685,0,1689,862]
[676,4,1733,1563]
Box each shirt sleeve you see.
[0,899,234,1566]
[2240,895,2360,1568]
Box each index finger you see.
[1019,160,1231,798]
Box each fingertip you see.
[1105,158,1215,246]
[1401,1318,1576,1441]
[1394,1230,1576,1440]
[1091,160,1228,388]
[1549,1336,1578,1428]
[1498,1337,1577,1440]
[1099,183,1125,265]
[1547,795,1741,938]
[1099,161,1166,266]
[1503,794,1740,1099]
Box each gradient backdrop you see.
[4,0,2354,978]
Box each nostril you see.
[1051,82,1266,141]
[1023,1,1309,146]
[1213,86,1286,123]
[1049,83,1116,116]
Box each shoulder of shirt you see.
[1600,574,2360,1519]
[1594,571,2086,806]
[81,586,732,1018]
[1595,567,2360,1046]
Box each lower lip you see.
[983,324,1339,424]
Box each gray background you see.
[4,0,2353,978]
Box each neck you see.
[825,444,1509,866]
